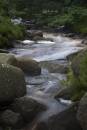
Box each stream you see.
[9,32,84,129]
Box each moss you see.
[66,51,87,101]
[79,52,87,87]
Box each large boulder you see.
[77,93,87,130]
[0,53,17,66]
[70,49,87,93]
[33,103,82,130]
[1,110,23,128]
[0,64,26,104]
[16,57,41,76]
[11,96,46,122]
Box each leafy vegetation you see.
[9,0,86,34]
[0,17,25,48]
[0,0,25,48]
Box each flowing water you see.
[9,33,84,129]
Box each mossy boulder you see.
[71,49,87,76]
[71,49,87,88]
[16,57,41,76]
[0,64,26,103]
[66,49,87,101]
[0,53,17,66]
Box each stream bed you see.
[9,32,84,129]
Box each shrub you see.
[0,16,25,48]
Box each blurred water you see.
[9,33,83,124]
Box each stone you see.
[16,57,41,76]
[71,49,87,76]
[0,53,17,66]
[0,64,26,104]
[40,61,68,74]
[11,96,46,122]
[33,103,82,130]
[26,30,43,40]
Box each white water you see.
[10,33,83,62]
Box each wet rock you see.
[1,110,23,128]
[77,93,87,130]
[33,36,44,41]
[55,87,74,100]
[11,96,46,122]
[33,36,53,41]
[16,57,41,76]
[67,51,81,61]
[43,38,54,42]
[65,33,75,38]
[40,61,68,74]
[0,64,26,104]
[26,30,43,40]
[0,53,17,66]
[82,39,87,45]
[33,103,82,130]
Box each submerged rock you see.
[11,96,46,122]
[0,64,26,104]
[16,57,41,76]
[77,93,87,130]
[33,103,82,130]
